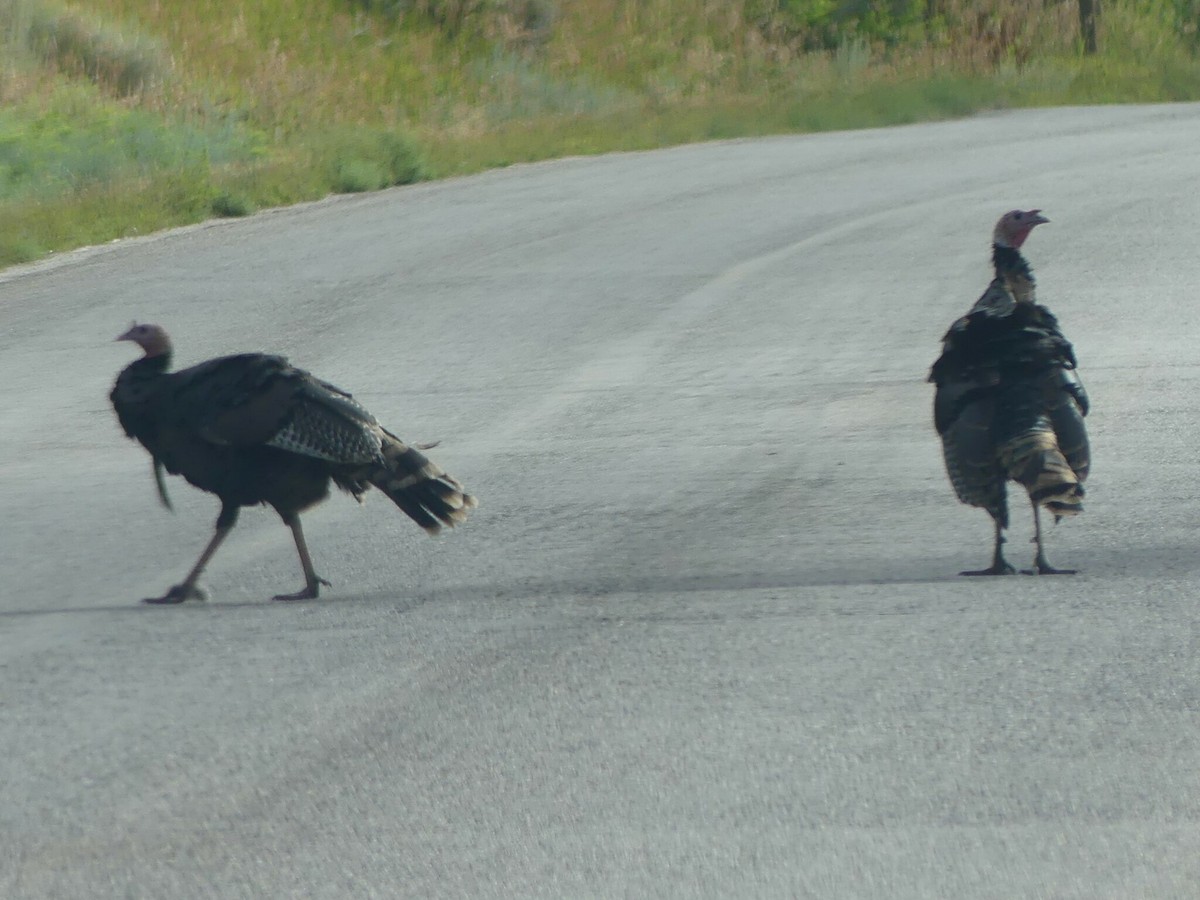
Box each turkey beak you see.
[1028,210,1049,226]
[115,325,138,342]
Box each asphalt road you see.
[3,104,1200,898]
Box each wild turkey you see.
[111,324,476,603]
[929,210,1090,575]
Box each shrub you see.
[2,0,169,96]
[210,191,253,217]
[333,158,388,192]
[319,126,428,193]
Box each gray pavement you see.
[3,104,1200,897]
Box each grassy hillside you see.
[2,0,1200,267]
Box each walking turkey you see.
[929,210,1090,575]
[111,324,476,603]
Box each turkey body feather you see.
[932,302,1089,515]
[115,353,378,510]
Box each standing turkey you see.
[929,210,1090,575]
[111,324,476,603]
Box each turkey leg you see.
[273,515,331,602]
[144,507,238,603]
[1024,502,1075,575]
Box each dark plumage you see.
[111,324,476,603]
[929,210,1090,575]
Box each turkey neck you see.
[114,352,172,407]
[112,351,173,444]
[124,352,172,379]
[992,243,1036,304]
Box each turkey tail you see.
[997,424,1084,518]
[371,433,477,534]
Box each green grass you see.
[2,0,1200,267]
[0,84,262,203]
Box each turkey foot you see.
[960,526,1014,576]
[960,562,1016,576]
[1022,553,1076,576]
[1023,510,1075,575]
[1022,565,1075,576]
[144,583,208,604]
[272,577,331,602]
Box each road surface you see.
[3,104,1200,897]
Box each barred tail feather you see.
[998,426,1084,518]
[372,437,477,534]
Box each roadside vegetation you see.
[2,0,1200,267]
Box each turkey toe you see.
[959,564,1016,577]
[1023,563,1076,576]
[143,583,207,604]
[272,583,325,602]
